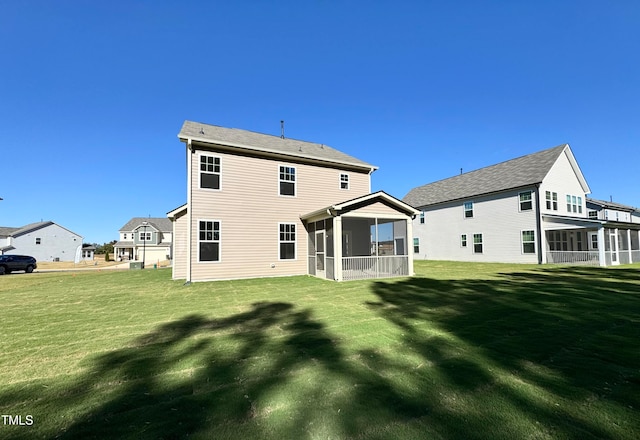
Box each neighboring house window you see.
[123,233,127,240]
[419,211,425,224]
[200,155,221,190]
[279,166,296,196]
[461,234,467,247]
[545,191,558,210]
[522,230,535,254]
[139,232,152,241]
[519,191,533,211]
[566,195,582,214]
[279,223,296,260]
[577,232,583,251]
[473,233,483,253]
[591,234,598,249]
[588,210,598,219]
[464,202,474,218]
[413,238,420,253]
[340,173,349,190]
[35,238,41,245]
[549,231,568,251]
[199,220,220,262]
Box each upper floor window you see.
[522,230,535,254]
[200,155,221,190]
[413,238,420,253]
[279,166,296,196]
[279,223,296,260]
[199,220,220,262]
[545,191,558,211]
[340,173,349,190]
[588,210,598,219]
[464,202,474,218]
[566,195,583,214]
[519,191,533,211]
[35,238,41,245]
[473,233,483,253]
[139,231,152,241]
[419,211,425,224]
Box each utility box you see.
[129,262,143,270]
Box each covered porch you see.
[302,192,419,281]
[542,215,640,266]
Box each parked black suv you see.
[0,255,37,275]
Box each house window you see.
[577,197,582,214]
[588,210,598,219]
[522,230,535,254]
[566,194,581,214]
[545,191,558,210]
[419,211,425,224]
[279,166,296,196]
[591,234,598,249]
[35,238,41,245]
[464,202,474,218]
[473,233,483,253]
[340,173,349,190]
[139,231,152,241]
[461,234,467,247]
[413,238,420,253]
[519,191,533,211]
[279,223,296,260]
[549,231,568,251]
[200,155,221,190]
[199,220,220,262]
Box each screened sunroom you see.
[302,192,419,281]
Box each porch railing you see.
[546,251,600,266]
[342,255,409,281]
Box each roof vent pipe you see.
[280,120,285,139]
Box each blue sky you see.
[2,1,639,244]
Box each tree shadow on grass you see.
[368,266,640,439]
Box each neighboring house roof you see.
[587,198,639,213]
[178,120,378,172]
[119,217,172,232]
[403,144,589,208]
[113,241,134,247]
[0,221,82,238]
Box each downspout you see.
[535,184,543,264]
[185,138,194,285]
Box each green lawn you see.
[1,262,639,439]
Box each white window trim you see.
[464,201,474,219]
[419,211,425,224]
[197,219,221,263]
[339,173,350,190]
[473,233,483,254]
[278,165,297,197]
[545,191,558,211]
[521,230,536,254]
[199,153,222,191]
[519,191,533,212]
[413,237,420,254]
[278,222,297,261]
[461,234,467,248]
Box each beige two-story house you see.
[168,121,419,282]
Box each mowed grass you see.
[0,262,639,439]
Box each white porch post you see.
[334,217,343,281]
[597,225,606,267]
[627,229,632,264]
[407,217,414,276]
[540,227,547,264]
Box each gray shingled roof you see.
[403,144,568,208]
[179,121,377,171]
[0,222,54,237]
[587,198,639,212]
[119,217,172,232]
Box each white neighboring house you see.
[0,221,83,262]
[113,218,173,264]
[404,144,640,267]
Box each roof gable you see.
[301,191,420,220]
[403,144,580,208]
[179,121,377,172]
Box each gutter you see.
[535,184,543,264]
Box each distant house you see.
[404,144,640,267]
[0,221,83,262]
[113,218,173,264]
[81,244,96,260]
[168,121,419,282]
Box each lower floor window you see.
[461,234,467,247]
[522,230,535,254]
[199,220,220,261]
[413,237,420,253]
[549,231,568,251]
[473,233,483,253]
[279,223,296,260]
